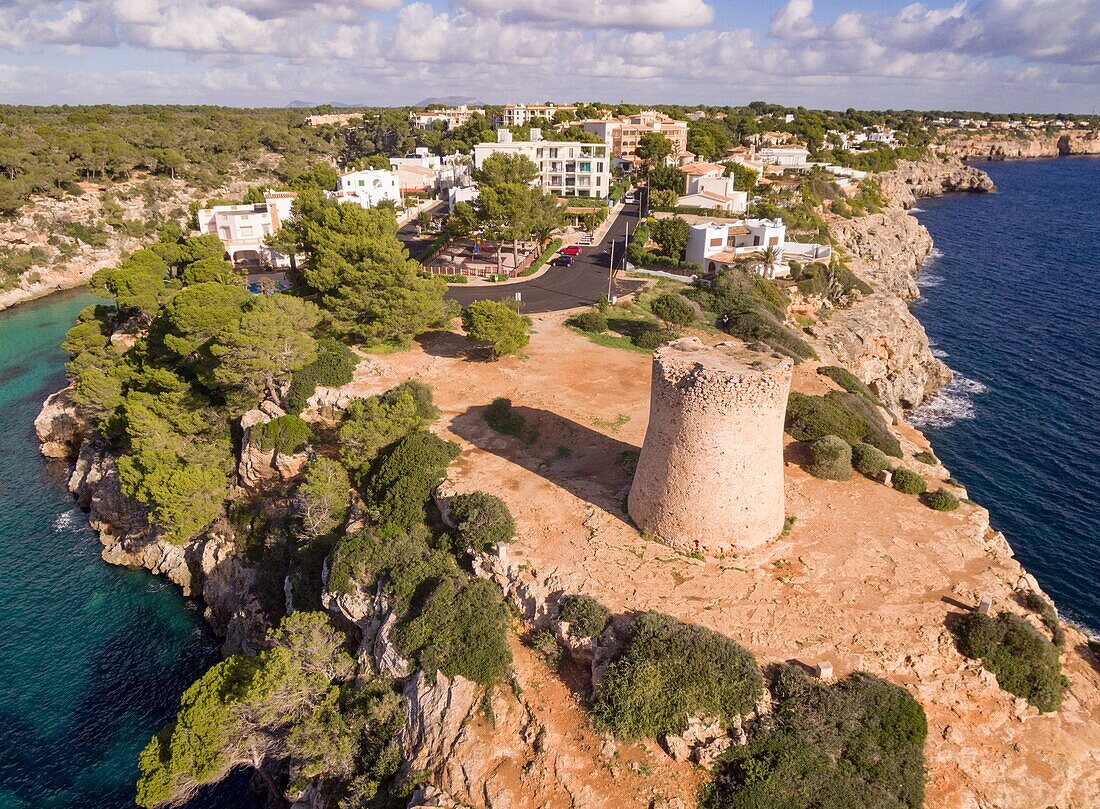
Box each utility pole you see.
[608,238,615,300]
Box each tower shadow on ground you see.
[449,404,639,519]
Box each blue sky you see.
[1,0,1097,112]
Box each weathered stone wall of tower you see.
[627,338,792,555]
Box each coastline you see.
[26,151,1100,807]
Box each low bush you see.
[366,432,460,532]
[785,392,902,458]
[1022,591,1065,648]
[807,435,853,481]
[449,491,516,553]
[286,338,358,412]
[650,292,695,326]
[891,468,927,495]
[852,442,893,478]
[924,487,959,511]
[485,397,526,439]
[913,450,938,465]
[593,612,762,740]
[953,611,1065,712]
[817,365,881,405]
[633,324,677,350]
[704,665,927,809]
[559,594,611,638]
[250,414,313,455]
[338,380,439,484]
[571,311,608,333]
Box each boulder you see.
[35,386,86,459]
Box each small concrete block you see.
[977,596,992,615]
[881,470,893,486]
[815,661,834,681]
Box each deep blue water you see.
[0,291,255,808]
[910,157,1100,635]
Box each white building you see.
[677,163,747,213]
[686,219,787,275]
[409,105,484,130]
[331,169,402,208]
[472,128,611,198]
[757,145,810,168]
[494,103,577,129]
[195,191,296,267]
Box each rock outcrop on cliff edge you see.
[944,129,1100,160]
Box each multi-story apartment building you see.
[494,103,577,129]
[195,191,297,267]
[472,128,611,198]
[579,110,688,167]
[409,105,484,130]
[330,169,402,208]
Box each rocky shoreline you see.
[944,129,1100,161]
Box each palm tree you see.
[759,245,782,280]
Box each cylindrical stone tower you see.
[628,337,792,556]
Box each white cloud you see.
[459,0,714,30]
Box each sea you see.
[0,290,256,808]
[909,156,1100,636]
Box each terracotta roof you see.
[263,191,297,199]
[706,250,743,263]
[679,162,723,176]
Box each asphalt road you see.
[446,203,647,314]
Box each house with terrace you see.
[196,191,297,268]
[677,162,747,213]
[685,218,831,277]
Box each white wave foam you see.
[917,273,944,288]
[910,206,926,213]
[932,347,949,359]
[53,509,83,532]
[909,373,988,429]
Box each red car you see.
[560,245,582,256]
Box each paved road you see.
[447,203,646,314]
[397,201,445,261]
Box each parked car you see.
[560,245,582,256]
[624,192,636,204]
[551,255,574,267]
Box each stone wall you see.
[628,338,791,555]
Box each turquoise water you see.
[0,291,253,808]
[911,157,1100,635]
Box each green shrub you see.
[1022,592,1065,648]
[924,487,959,511]
[485,397,526,439]
[953,611,1065,712]
[650,292,695,326]
[913,450,938,465]
[338,381,439,483]
[449,492,516,553]
[817,365,881,405]
[785,392,902,458]
[571,311,608,333]
[462,300,531,358]
[593,613,762,740]
[807,435,853,481]
[891,468,927,495]
[286,338,358,412]
[394,577,512,684]
[366,432,460,532]
[704,665,927,809]
[249,414,313,455]
[633,324,676,350]
[852,442,893,478]
[559,594,611,638]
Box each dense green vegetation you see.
[785,391,902,457]
[448,492,516,553]
[593,613,762,740]
[852,442,894,479]
[953,611,1066,712]
[461,300,532,358]
[924,487,960,511]
[891,468,927,495]
[0,105,340,215]
[286,337,359,413]
[704,665,927,809]
[649,291,695,326]
[817,365,882,406]
[570,310,608,333]
[337,380,440,485]
[249,414,313,455]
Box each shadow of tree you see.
[415,329,468,359]
[1076,641,1100,675]
[449,404,639,518]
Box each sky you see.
[1,0,1098,113]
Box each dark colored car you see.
[551,255,575,266]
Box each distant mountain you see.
[414,96,486,108]
[286,100,363,109]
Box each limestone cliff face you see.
[812,156,994,409]
[38,388,267,652]
[942,129,1100,160]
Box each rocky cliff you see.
[943,129,1100,160]
[812,156,994,409]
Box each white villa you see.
[330,169,402,209]
[409,105,484,130]
[195,191,297,267]
[758,145,810,168]
[494,103,577,129]
[473,128,611,198]
[685,218,831,277]
[678,162,747,213]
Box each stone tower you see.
[628,337,792,555]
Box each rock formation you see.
[628,338,792,555]
[943,130,1100,161]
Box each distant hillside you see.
[414,96,486,108]
[286,100,364,109]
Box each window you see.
[579,162,591,172]
[240,226,254,237]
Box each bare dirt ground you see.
[334,313,1100,809]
